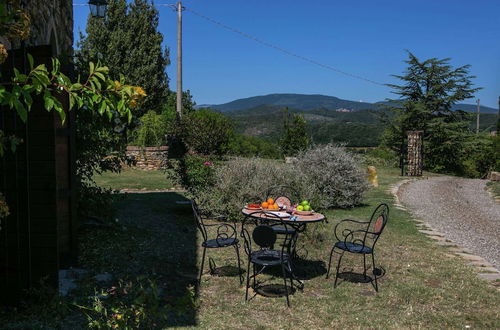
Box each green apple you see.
[296,205,304,211]
[300,200,309,206]
[304,205,311,211]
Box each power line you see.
[184,7,386,87]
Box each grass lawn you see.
[2,167,499,328]
[487,181,500,199]
[93,168,176,191]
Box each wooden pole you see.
[476,99,480,134]
[176,1,183,119]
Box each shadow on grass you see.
[106,192,199,327]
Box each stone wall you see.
[126,146,168,171]
[17,0,74,56]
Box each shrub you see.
[167,153,216,192]
[295,144,369,209]
[228,134,280,159]
[363,147,399,167]
[196,144,369,218]
[179,109,233,156]
[195,157,308,218]
[132,110,168,147]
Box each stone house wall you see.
[5,0,74,56]
[127,146,168,170]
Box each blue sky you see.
[73,0,500,108]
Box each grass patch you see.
[487,181,500,199]
[93,168,176,191]
[2,167,499,328]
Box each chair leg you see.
[245,260,251,301]
[235,244,243,285]
[363,254,367,280]
[199,246,206,284]
[252,263,256,290]
[281,263,290,307]
[333,251,345,289]
[371,253,379,292]
[326,246,337,279]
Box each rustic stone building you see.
[0,0,75,304]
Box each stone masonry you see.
[10,0,74,56]
[126,146,168,170]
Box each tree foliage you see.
[279,108,309,156]
[382,51,483,175]
[77,0,169,116]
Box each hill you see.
[204,93,497,114]
[226,104,498,147]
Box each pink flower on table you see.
[203,161,213,166]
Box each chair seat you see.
[250,250,290,266]
[335,241,372,254]
[203,237,239,248]
[272,225,296,235]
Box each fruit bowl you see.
[245,204,261,210]
[294,210,314,215]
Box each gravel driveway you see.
[398,176,500,269]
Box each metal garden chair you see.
[240,211,300,307]
[326,203,389,291]
[264,185,300,236]
[191,200,243,285]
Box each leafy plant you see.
[168,153,216,193]
[177,109,234,156]
[279,108,309,156]
[132,110,168,147]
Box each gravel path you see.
[398,176,500,269]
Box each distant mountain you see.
[201,93,498,114]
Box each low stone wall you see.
[126,146,168,171]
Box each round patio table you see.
[241,208,326,232]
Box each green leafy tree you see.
[279,108,310,156]
[132,110,168,147]
[382,51,481,174]
[77,0,169,116]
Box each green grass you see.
[487,181,500,199]
[93,168,176,190]
[2,167,499,328]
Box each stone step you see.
[419,230,445,237]
[478,273,500,281]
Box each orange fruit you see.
[261,202,269,209]
[267,198,274,205]
[273,204,279,210]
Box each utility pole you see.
[176,1,183,120]
[476,99,480,134]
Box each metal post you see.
[476,99,480,134]
[176,1,183,120]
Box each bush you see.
[195,157,308,218]
[363,147,399,167]
[295,144,369,209]
[196,144,369,218]
[167,153,216,192]
[228,134,280,159]
[132,110,167,147]
[179,109,233,156]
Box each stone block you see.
[488,171,500,181]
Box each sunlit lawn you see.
[487,181,500,199]
[93,168,176,191]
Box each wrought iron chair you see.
[191,200,242,284]
[240,212,300,307]
[264,185,300,236]
[326,203,389,291]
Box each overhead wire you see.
[183,7,386,87]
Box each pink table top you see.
[241,207,325,224]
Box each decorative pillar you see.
[406,131,423,176]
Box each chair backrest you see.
[241,211,296,256]
[191,199,208,242]
[363,203,389,249]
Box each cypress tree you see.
[77,0,170,116]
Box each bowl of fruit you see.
[261,198,281,211]
[294,200,314,215]
[245,203,261,210]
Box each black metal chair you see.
[264,185,300,236]
[240,212,299,307]
[191,200,242,284]
[326,203,389,291]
